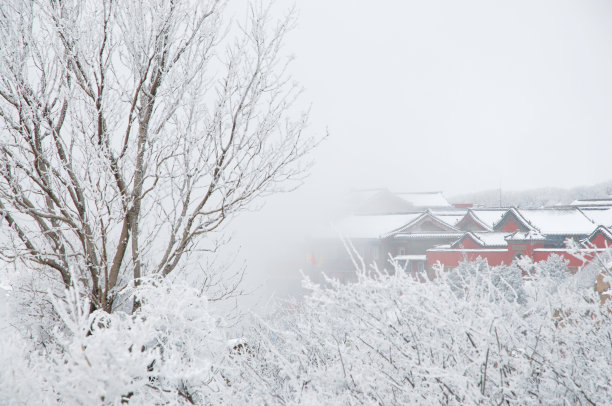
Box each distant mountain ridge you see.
[450,180,612,208]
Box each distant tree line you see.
[451,180,612,208]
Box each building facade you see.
[311,191,612,282]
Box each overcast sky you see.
[278,0,612,197]
[228,0,612,301]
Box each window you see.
[418,262,424,273]
[398,247,406,256]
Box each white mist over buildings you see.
[225,0,612,305]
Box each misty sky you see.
[227,0,612,300]
[281,0,612,196]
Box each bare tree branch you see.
[0,0,314,313]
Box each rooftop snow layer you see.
[394,255,427,261]
[582,208,612,228]
[506,231,547,241]
[516,209,596,235]
[570,198,612,208]
[330,213,423,239]
[431,212,467,226]
[469,209,508,229]
[472,232,510,247]
[450,232,510,248]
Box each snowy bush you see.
[448,257,527,304]
[533,254,570,280]
[229,256,612,405]
[1,275,231,405]
[0,284,50,405]
[2,254,611,404]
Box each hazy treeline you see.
[451,179,612,208]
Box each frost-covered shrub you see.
[2,254,612,405]
[448,257,527,304]
[1,275,231,405]
[231,258,612,405]
[1,266,66,352]
[0,286,50,405]
[535,253,569,280]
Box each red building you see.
[311,190,612,281]
[427,207,612,272]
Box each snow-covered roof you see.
[584,225,612,244]
[393,212,460,235]
[469,209,508,229]
[329,213,423,239]
[429,247,508,253]
[532,248,607,253]
[475,232,511,246]
[505,230,547,241]
[581,208,612,228]
[430,211,467,227]
[451,232,510,248]
[570,198,612,208]
[395,191,452,208]
[516,208,596,236]
[394,254,426,261]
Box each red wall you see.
[494,212,527,232]
[456,236,481,249]
[428,249,590,269]
[507,242,545,258]
[532,250,585,267]
[590,233,612,249]
[427,250,512,268]
[427,242,591,269]
[502,220,520,232]
[428,230,611,270]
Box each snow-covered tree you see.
[0,0,312,313]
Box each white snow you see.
[570,198,612,208]
[506,231,547,241]
[469,209,508,229]
[517,209,597,235]
[473,232,511,246]
[430,211,468,226]
[449,232,509,248]
[582,208,612,227]
[393,254,426,261]
[432,248,508,252]
[329,213,423,239]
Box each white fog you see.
[1,1,612,404]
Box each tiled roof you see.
[329,213,422,239]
